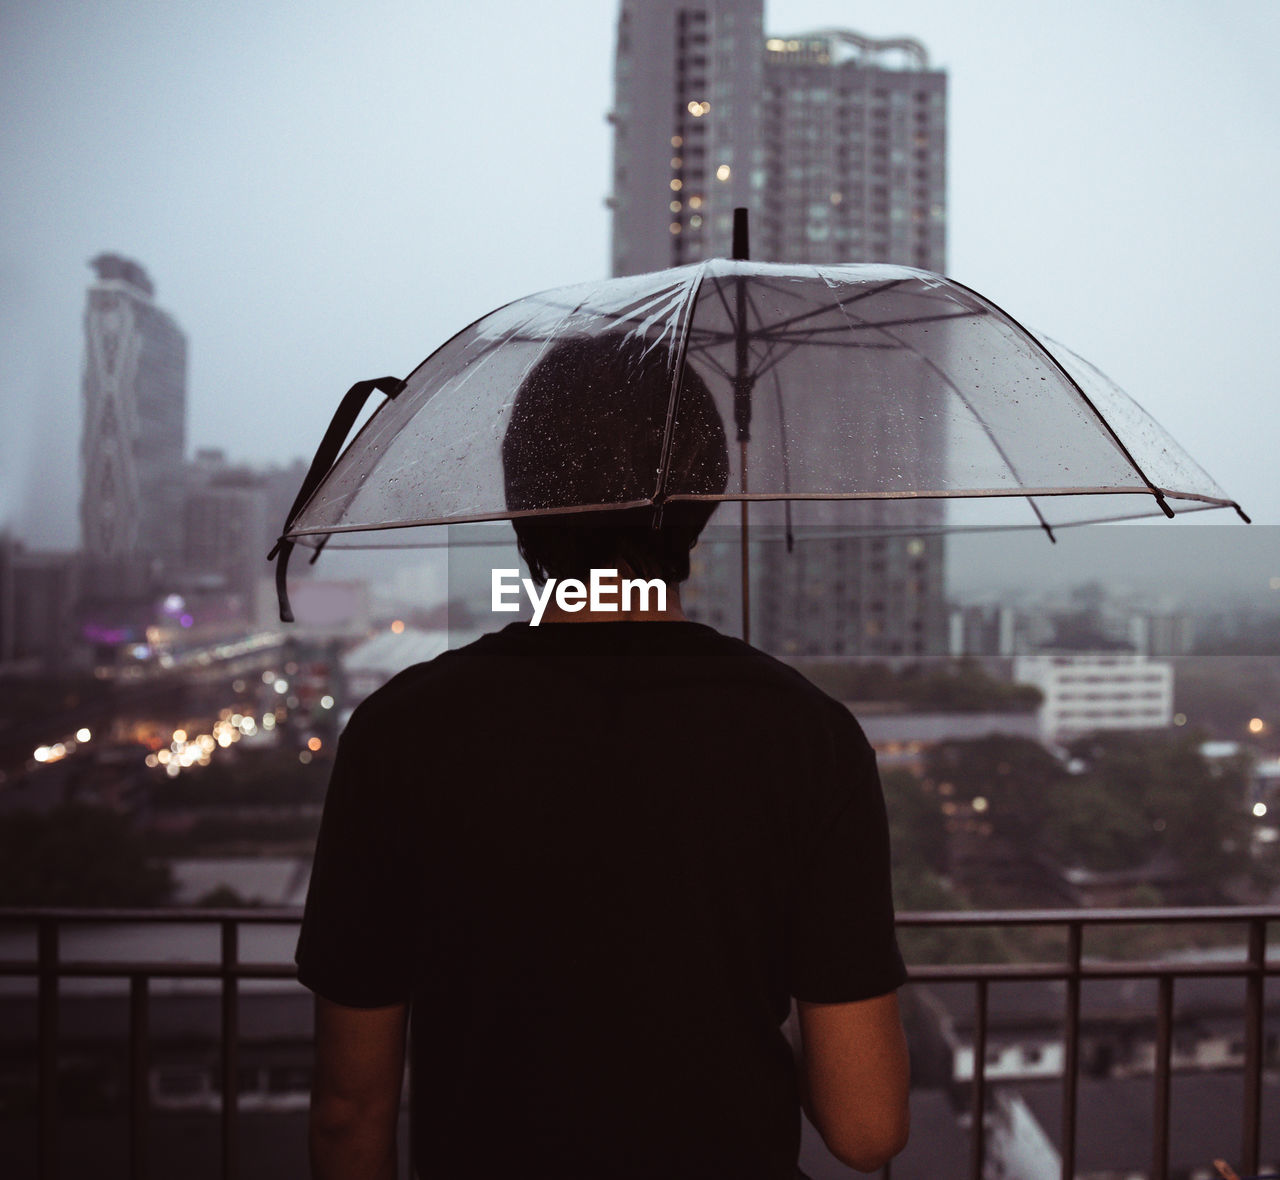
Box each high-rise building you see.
[609,0,762,276]
[607,2,949,657]
[609,7,945,275]
[182,448,272,610]
[80,254,187,569]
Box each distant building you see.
[182,449,272,611]
[1013,651,1174,744]
[609,5,945,275]
[608,1,948,656]
[80,254,187,570]
[608,0,762,274]
[1127,609,1195,656]
[0,533,80,671]
[949,603,1021,657]
[756,32,946,270]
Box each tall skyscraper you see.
[609,0,762,274]
[607,3,949,658]
[80,254,188,569]
[756,32,945,272]
[609,8,945,275]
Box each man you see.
[296,335,910,1178]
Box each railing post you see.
[1241,916,1264,1175]
[37,916,59,1180]
[1152,975,1173,1180]
[1061,921,1082,1180]
[969,978,989,1180]
[130,973,150,1180]
[221,919,239,1180]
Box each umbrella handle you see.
[268,374,406,622]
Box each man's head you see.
[501,332,729,585]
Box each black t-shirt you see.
[296,620,905,1179]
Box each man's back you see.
[297,619,904,1178]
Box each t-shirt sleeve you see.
[788,707,907,1004]
[295,711,414,1008]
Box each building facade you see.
[609,0,762,275]
[756,32,946,269]
[182,449,273,609]
[0,533,80,671]
[80,254,187,570]
[608,2,949,657]
[1013,651,1174,744]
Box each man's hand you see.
[310,996,408,1180]
[796,991,910,1173]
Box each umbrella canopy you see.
[271,258,1248,617]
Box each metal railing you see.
[1,907,300,1180]
[1,904,1276,1180]
[894,905,1279,1180]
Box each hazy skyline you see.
[2,0,1277,552]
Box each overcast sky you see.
[2,0,1278,553]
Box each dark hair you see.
[501,332,728,584]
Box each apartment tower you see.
[608,2,949,657]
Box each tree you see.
[882,767,947,877]
[1046,731,1249,891]
[924,735,1066,845]
[787,659,1041,713]
[0,805,172,906]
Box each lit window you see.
[670,222,682,234]
[670,200,682,212]
[689,195,703,209]
[690,214,703,228]
[716,164,731,180]
[671,156,683,168]
[670,178,683,191]
[671,135,683,147]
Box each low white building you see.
[1013,650,1173,743]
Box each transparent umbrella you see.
[269,244,1249,625]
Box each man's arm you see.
[796,990,910,1173]
[310,997,408,1180]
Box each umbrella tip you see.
[1234,503,1252,524]
[732,208,750,261]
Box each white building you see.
[1013,651,1173,743]
[607,1,950,658]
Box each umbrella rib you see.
[284,484,1240,544]
[743,284,806,381]
[682,309,976,352]
[722,274,976,340]
[298,497,1231,551]
[816,269,1059,539]
[732,276,910,337]
[943,275,1177,519]
[651,262,711,506]
[874,319,1061,540]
